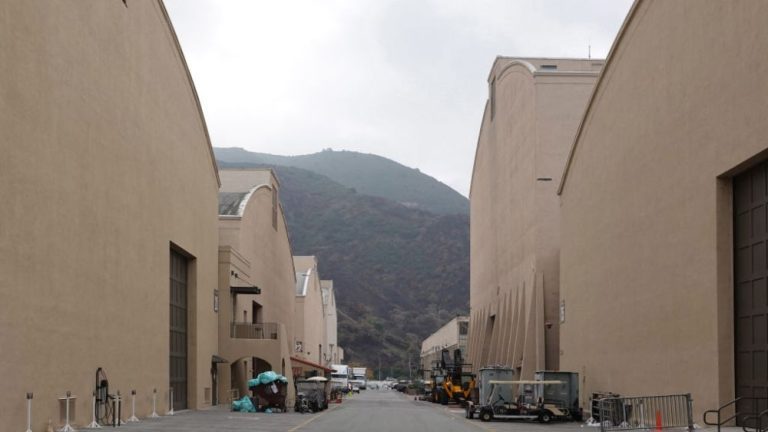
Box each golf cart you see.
[472,380,573,423]
[295,376,330,412]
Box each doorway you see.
[734,162,768,423]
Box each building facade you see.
[321,280,343,366]
[0,1,220,429]
[293,256,330,373]
[558,0,768,421]
[420,316,469,376]
[217,169,297,403]
[468,58,601,378]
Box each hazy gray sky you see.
[165,0,633,196]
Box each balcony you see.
[230,322,280,340]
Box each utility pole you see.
[408,355,412,380]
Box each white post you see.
[86,391,101,428]
[58,391,76,432]
[24,393,33,432]
[127,390,139,422]
[166,388,174,416]
[149,388,159,418]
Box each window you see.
[541,64,557,70]
[459,322,468,335]
[271,186,278,230]
[490,77,496,121]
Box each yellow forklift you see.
[433,348,476,406]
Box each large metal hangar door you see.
[170,250,189,410]
[735,161,768,422]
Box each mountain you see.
[214,147,469,215]
[216,159,469,377]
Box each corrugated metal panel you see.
[170,250,188,410]
[734,161,768,423]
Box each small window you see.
[541,64,557,70]
[459,322,468,335]
[490,77,496,121]
[271,186,278,230]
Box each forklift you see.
[433,348,476,406]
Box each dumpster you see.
[248,371,289,412]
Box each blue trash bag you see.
[231,399,242,411]
[248,371,289,389]
[257,371,279,385]
[238,396,256,413]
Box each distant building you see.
[558,0,768,421]
[421,316,469,377]
[468,58,601,378]
[217,168,298,403]
[292,256,334,378]
[0,1,220,429]
[321,280,343,366]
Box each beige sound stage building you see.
[468,58,601,378]
[420,316,469,375]
[217,168,298,403]
[292,256,334,377]
[558,0,768,421]
[321,280,344,366]
[0,2,345,430]
[0,1,220,429]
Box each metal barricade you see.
[598,394,694,432]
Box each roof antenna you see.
[588,44,591,59]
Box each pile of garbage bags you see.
[231,396,256,413]
[248,371,288,387]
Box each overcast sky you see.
[165,0,633,196]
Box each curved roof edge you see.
[219,183,273,217]
[469,100,490,198]
[157,0,221,187]
[237,183,273,216]
[557,0,641,195]
[497,59,537,77]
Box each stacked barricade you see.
[598,394,694,432]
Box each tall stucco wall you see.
[469,59,598,377]
[321,281,339,365]
[293,259,327,367]
[232,184,296,341]
[216,171,298,401]
[0,1,220,429]
[559,0,768,420]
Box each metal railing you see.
[230,322,279,340]
[598,394,693,432]
[743,408,768,432]
[704,397,768,432]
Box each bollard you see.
[166,388,174,416]
[149,388,159,418]
[60,391,76,432]
[87,391,101,429]
[24,393,33,432]
[117,391,124,426]
[112,391,125,427]
[127,390,139,422]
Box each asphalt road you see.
[298,389,484,432]
[92,390,587,432]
